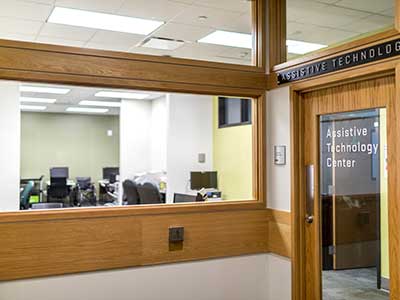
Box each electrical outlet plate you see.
[169,227,184,243]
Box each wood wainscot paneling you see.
[0,207,293,281]
[266,209,292,258]
[0,209,270,281]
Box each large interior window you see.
[286,0,394,61]
[6,82,256,211]
[0,0,255,66]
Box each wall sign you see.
[277,38,400,84]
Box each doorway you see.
[296,75,395,300]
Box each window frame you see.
[0,0,268,219]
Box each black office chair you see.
[47,177,70,204]
[74,177,96,206]
[123,179,140,205]
[137,182,163,204]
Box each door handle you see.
[305,165,314,224]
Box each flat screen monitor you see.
[190,171,217,190]
[50,167,69,178]
[103,167,119,183]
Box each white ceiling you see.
[287,0,394,58]
[0,0,253,65]
[20,83,165,115]
[0,0,394,64]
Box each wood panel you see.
[0,41,267,97]
[268,0,287,70]
[266,209,291,257]
[0,210,267,281]
[0,208,293,281]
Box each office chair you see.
[20,180,34,210]
[74,177,96,206]
[122,179,140,205]
[137,182,163,204]
[173,193,198,203]
[47,177,70,205]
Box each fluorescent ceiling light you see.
[95,91,149,100]
[79,100,121,108]
[142,37,184,51]
[20,86,70,94]
[48,7,164,35]
[66,107,109,113]
[20,97,57,104]
[20,105,47,111]
[198,30,252,49]
[286,40,327,55]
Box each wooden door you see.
[301,75,394,300]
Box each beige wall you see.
[20,112,119,183]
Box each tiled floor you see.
[323,268,389,300]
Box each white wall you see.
[0,81,20,211]
[120,99,152,181]
[0,254,269,300]
[265,87,292,300]
[150,97,167,172]
[267,87,291,212]
[166,93,213,203]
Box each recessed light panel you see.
[286,40,327,55]
[66,107,109,113]
[142,37,185,51]
[95,91,149,100]
[20,86,70,94]
[198,30,252,49]
[20,97,57,104]
[48,7,164,35]
[20,105,47,111]
[79,100,121,108]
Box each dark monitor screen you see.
[103,167,119,182]
[50,167,69,178]
[190,171,217,190]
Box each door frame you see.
[290,63,400,300]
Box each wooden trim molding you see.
[267,0,287,70]
[0,208,291,281]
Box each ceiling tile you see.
[86,30,144,51]
[379,7,395,17]
[172,5,243,31]
[339,14,394,33]
[154,22,213,42]
[0,0,53,21]
[0,32,35,42]
[0,17,43,35]
[172,42,229,59]
[287,0,369,27]
[216,47,252,62]
[36,36,86,47]
[193,0,251,13]
[287,21,357,45]
[20,0,56,4]
[55,0,125,13]
[38,23,96,41]
[335,0,394,13]
[117,0,191,22]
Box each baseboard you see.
[381,276,390,291]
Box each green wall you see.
[20,112,119,184]
[212,97,253,200]
[380,108,389,280]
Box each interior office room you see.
[13,82,254,211]
[1,1,400,300]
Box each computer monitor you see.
[103,167,119,183]
[190,171,217,190]
[50,167,69,178]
